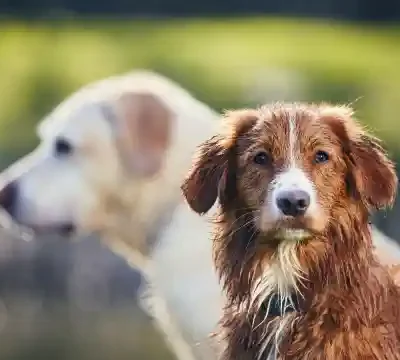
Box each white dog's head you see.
[0,74,176,237]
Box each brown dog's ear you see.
[323,106,397,209]
[182,109,259,214]
[103,92,173,177]
[349,134,397,209]
[181,135,227,214]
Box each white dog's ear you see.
[103,92,173,177]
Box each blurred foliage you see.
[0,18,399,165]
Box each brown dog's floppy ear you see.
[182,109,259,214]
[324,106,397,209]
[349,133,397,209]
[104,92,173,177]
[181,135,227,214]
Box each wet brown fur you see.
[182,103,400,360]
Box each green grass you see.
[0,18,399,157]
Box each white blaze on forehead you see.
[265,114,318,220]
[288,115,297,166]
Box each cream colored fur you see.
[0,70,222,360]
[0,70,398,360]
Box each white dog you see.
[0,70,398,360]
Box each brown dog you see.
[182,103,400,359]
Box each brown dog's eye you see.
[54,137,73,156]
[314,150,329,164]
[253,151,270,166]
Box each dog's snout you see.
[276,189,310,217]
[0,181,18,216]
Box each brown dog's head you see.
[182,103,397,303]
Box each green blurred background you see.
[0,19,399,163]
[0,16,399,360]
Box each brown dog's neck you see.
[215,207,382,314]
[217,213,398,360]
[308,221,373,283]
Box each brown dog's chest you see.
[222,295,400,360]
[279,314,400,360]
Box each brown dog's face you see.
[183,103,397,247]
[234,106,344,240]
[183,103,397,307]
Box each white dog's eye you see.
[54,137,73,156]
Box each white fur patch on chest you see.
[249,241,303,360]
[251,241,303,310]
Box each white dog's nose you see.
[0,181,18,217]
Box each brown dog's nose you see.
[0,181,18,217]
[276,189,310,217]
